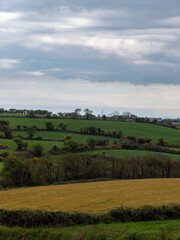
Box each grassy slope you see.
[1,117,180,144]
[0,220,180,240]
[12,131,114,143]
[0,139,63,154]
[84,149,180,160]
[1,179,180,213]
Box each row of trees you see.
[1,154,180,187]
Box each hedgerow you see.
[1,204,180,228]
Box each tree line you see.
[1,154,180,188]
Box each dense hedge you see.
[1,204,180,228]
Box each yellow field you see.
[0,179,180,213]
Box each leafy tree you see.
[31,143,44,157]
[45,121,54,131]
[27,126,37,139]
[2,126,13,139]
[84,108,94,120]
[13,137,28,151]
[87,138,96,150]
[59,122,67,130]
[1,157,32,187]
[64,139,79,152]
[75,108,81,115]
[16,125,22,130]
[64,135,72,141]
[102,114,107,120]
[0,120,9,130]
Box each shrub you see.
[59,122,67,130]
[64,135,72,141]
[31,144,44,157]
[64,139,79,152]
[13,137,28,151]
[27,126,37,139]
[45,121,54,131]
[124,232,146,240]
[87,138,96,150]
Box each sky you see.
[0,0,180,118]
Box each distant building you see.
[148,118,162,123]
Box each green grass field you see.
[1,117,180,144]
[12,130,114,143]
[0,139,63,154]
[83,149,180,160]
[0,220,180,240]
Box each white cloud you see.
[18,71,45,76]
[0,8,180,67]
[158,16,180,27]
[29,32,166,64]
[45,68,64,72]
[0,59,20,68]
[0,11,24,23]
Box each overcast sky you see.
[0,0,180,117]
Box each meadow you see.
[84,149,180,160]
[1,117,180,144]
[1,178,180,213]
[12,130,114,143]
[0,139,64,154]
[0,220,180,240]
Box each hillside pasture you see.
[84,149,180,160]
[1,179,180,213]
[12,130,114,143]
[0,139,63,154]
[1,117,180,144]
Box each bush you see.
[31,144,43,157]
[1,204,180,228]
[87,138,96,150]
[13,137,28,151]
[124,232,146,240]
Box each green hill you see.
[1,117,180,144]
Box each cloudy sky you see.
[1,0,180,117]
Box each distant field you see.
[1,117,180,144]
[84,149,180,160]
[12,130,114,143]
[0,139,63,153]
[1,179,180,213]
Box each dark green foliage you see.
[124,232,146,240]
[87,138,96,150]
[0,151,9,158]
[64,135,72,141]
[58,122,67,130]
[16,125,22,130]
[0,120,9,130]
[0,157,32,187]
[27,126,37,139]
[2,126,12,139]
[31,144,44,157]
[64,139,79,152]
[1,204,180,228]
[45,121,55,131]
[13,137,28,151]
[0,157,61,187]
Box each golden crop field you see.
[0,179,180,214]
